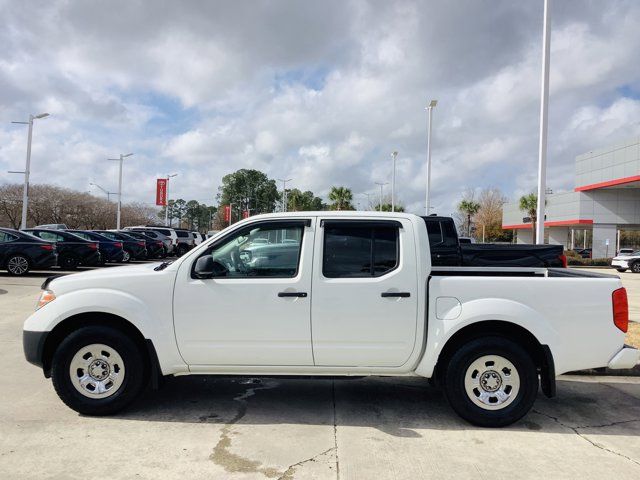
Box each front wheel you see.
[631,262,640,273]
[59,254,79,270]
[443,336,538,427]
[51,326,146,415]
[121,249,131,263]
[6,254,30,275]
[616,268,627,273]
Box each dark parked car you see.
[66,230,125,264]
[0,227,57,275]
[23,229,101,269]
[93,230,147,262]
[120,230,164,259]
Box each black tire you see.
[6,254,30,276]
[616,268,627,273]
[51,326,146,416]
[176,245,187,257]
[122,249,132,263]
[631,262,640,273]
[443,336,538,427]
[59,254,79,270]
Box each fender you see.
[24,288,187,375]
[414,297,561,378]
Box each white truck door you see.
[311,218,418,367]
[173,219,315,366]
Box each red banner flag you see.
[224,205,231,223]
[156,179,167,206]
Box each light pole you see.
[277,178,291,212]
[536,0,551,245]
[425,100,437,216]
[375,182,388,212]
[108,153,133,229]
[8,113,50,229]
[164,173,178,226]
[89,182,115,201]
[391,151,398,212]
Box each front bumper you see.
[611,259,629,269]
[608,345,640,369]
[23,330,48,368]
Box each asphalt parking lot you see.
[1,265,640,479]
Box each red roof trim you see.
[503,219,593,230]
[575,174,640,191]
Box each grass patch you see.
[627,322,640,349]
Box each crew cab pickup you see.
[23,212,639,427]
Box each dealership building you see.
[502,137,640,258]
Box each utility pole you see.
[391,151,398,212]
[90,182,115,201]
[425,100,437,216]
[164,173,178,226]
[9,113,50,229]
[108,153,133,229]
[277,178,291,212]
[375,182,388,212]
[536,0,551,245]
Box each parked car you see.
[23,212,638,427]
[611,251,640,273]
[0,227,57,275]
[35,224,68,230]
[121,231,164,259]
[66,230,125,264]
[23,229,101,270]
[93,230,147,262]
[422,216,566,267]
[173,228,195,256]
[192,231,205,245]
[573,248,592,259]
[125,228,172,256]
[618,248,635,256]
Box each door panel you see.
[311,219,418,367]
[173,219,315,366]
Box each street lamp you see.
[425,100,437,216]
[391,151,398,212]
[535,0,551,245]
[375,182,388,212]
[8,112,50,229]
[164,173,178,226]
[89,182,116,201]
[277,178,292,212]
[108,153,133,229]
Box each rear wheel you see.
[616,268,627,273]
[443,336,538,427]
[631,262,640,273]
[122,249,131,263]
[6,254,30,275]
[51,326,146,415]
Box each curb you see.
[570,364,640,377]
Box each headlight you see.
[36,289,56,310]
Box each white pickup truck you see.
[23,212,639,427]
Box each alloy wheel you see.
[7,256,29,275]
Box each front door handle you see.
[381,292,411,298]
[278,292,308,298]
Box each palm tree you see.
[519,193,538,243]
[328,186,354,210]
[458,199,481,237]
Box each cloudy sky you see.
[1,0,639,214]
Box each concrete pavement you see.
[1,271,639,479]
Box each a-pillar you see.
[548,227,569,249]
[516,228,534,244]
[592,224,617,258]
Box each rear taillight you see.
[612,287,628,333]
[559,254,567,268]
[114,242,123,248]
[89,243,98,250]
[156,241,163,246]
[137,241,145,247]
[40,244,54,251]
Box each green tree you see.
[218,169,279,218]
[170,199,187,227]
[328,186,354,211]
[286,188,324,211]
[458,199,481,237]
[519,193,538,243]
[378,203,405,212]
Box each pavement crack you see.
[277,447,336,480]
[332,380,340,480]
[532,409,640,466]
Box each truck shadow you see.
[113,376,640,437]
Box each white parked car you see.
[23,212,638,427]
[611,251,640,273]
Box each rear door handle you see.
[278,292,308,298]
[381,292,411,298]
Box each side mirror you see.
[194,256,228,279]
